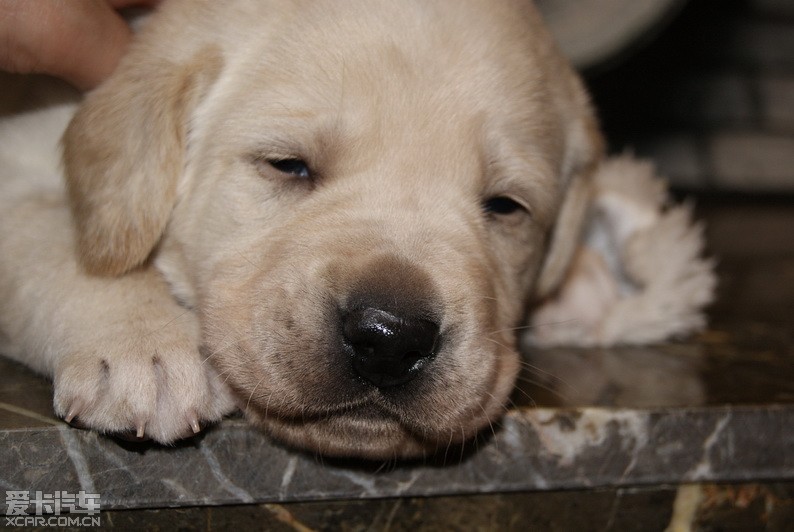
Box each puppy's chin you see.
[247,405,477,460]
[236,361,518,460]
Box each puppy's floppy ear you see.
[534,171,594,299]
[63,47,223,276]
[533,89,603,300]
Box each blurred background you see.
[540,0,794,194]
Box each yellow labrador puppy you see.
[0,0,600,458]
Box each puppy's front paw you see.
[53,327,235,443]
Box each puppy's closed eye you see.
[252,155,314,187]
[268,158,311,179]
[482,196,529,218]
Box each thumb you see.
[0,0,134,90]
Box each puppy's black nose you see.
[343,308,440,388]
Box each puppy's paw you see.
[53,328,236,443]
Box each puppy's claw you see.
[66,417,89,430]
[136,424,145,439]
[112,429,151,443]
[190,418,201,434]
[62,399,85,424]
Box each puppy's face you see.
[65,0,601,458]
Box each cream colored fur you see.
[0,0,711,458]
[0,101,236,441]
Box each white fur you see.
[527,156,716,347]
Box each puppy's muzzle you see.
[343,307,440,388]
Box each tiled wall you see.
[587,0,794,192]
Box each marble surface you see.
[1,198,793,513]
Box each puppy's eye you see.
[268,158,311,179]
[483,196,526,216]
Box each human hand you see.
[0,0,158,90]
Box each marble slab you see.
[0,402,792,511]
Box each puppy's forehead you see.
[215,0,560,145]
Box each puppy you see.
[0,0,601,458]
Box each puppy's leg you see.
[0,191,236,442]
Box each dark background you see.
[587,0,794,194]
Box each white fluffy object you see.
[527,156,716,347]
